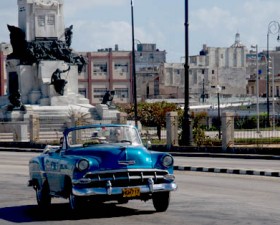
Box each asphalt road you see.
[1,152,280,225]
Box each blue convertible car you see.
[28,124,177,212]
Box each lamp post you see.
[266,21,280,127]
[131,0,138,128]
[216,85,222,139]
[181,0,193,146]
[251,45,259,132]
[271,57,275,130]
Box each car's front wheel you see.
[36,181,51,208]
[152,192,170,212]
[69,193,83,211]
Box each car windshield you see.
[66,125,142,146]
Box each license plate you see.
[122,187,140,197]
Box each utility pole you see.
[181,0,193,146]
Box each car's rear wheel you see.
[36,181,51,208]
[152,192,170,212]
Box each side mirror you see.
[146,140,152,149]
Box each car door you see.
[44,151,61,193]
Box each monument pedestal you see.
[6,60,89,107]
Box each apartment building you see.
[247,47,280,98]
[77,48,133,105]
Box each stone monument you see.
[5,0,88,108]
[0,0,120,143]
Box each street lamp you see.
[266,21,280,127]
[251,45,260,132]
[131,0,138,128]
[271,57,275,130]
[216,85,222,139]
[181,0,193,146]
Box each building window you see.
[78,88,87,98]
[93,88,107,99]
[47,15,55,25]
[115,88,129,98]
[202,69,205,74]
[93,63,107,73]
[38,15,45,26]
[154,78,159,96]
[212,70,215,74]
[114,63,128,73]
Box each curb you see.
[174,166,280,177]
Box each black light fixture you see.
[266,20,280,127]
[131,0,138,128]
[181,0,193,146]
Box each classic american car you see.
[28,124,177,212]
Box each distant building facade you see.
[2,32,280,106]
[189,33,248,101]
[157,33,249,103]
[134,43,166,100]
[77,47,133,105]
[247,47,280,98]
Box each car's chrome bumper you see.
[72,182,178,197]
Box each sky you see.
[1,0,280,62]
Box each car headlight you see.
[161,155,174,168]
[76,159,89,171]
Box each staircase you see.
[0,104,111,144]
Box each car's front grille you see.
[83,169,169,187]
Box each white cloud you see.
[2,0,280,62]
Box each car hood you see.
[65,144,153,170]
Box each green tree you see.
[117,102,182,140]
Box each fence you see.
[0,113,122,144]
[141,113,280,148]
[1,112,280,148]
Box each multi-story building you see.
[134,43,166,100]
[158,63,185,99]
[77,47,133,105]
[158,33,249,103]
[247,47,280,98]
[77,43,166,105]
[189,33,248,101]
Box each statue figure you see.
[101,90,115,108]
[7,25,27,60]
[65,25,73,48]
[7,24,87,72]
[7,91,26,112]
[6,71,26,112]
[50,65,71,95]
